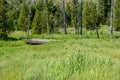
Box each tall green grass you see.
[0,38,120,80]
[0,28,120,80]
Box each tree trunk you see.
[46,0,50,35]
[74,0,78,34]
[110,0,114,38]
[95,24,100,39]
[27,1,31,37]
[42,26,44,34]
[79,0,83,35]
[62,0,67,34]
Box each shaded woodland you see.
[0,0,120,39]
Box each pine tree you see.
[104,0,111,21]
[83,1,100,38]
[18,1,29,31]
[105,0,112,25]
[7,0,19,31]
[66,1,73,28]
[83,1,96,30]
[97,0,105,24]
[47,0,58,33]
[6,0,23,30]
[113,0,120,31]
[0,0,9,39]
[32,0,46,34]
[32,10,43,34]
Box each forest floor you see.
[0,28,120,80]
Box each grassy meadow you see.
[0,27,120,80]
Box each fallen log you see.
[26,38,51,45]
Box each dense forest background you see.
[0,0,120,39]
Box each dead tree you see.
[62,0,67,34]
[79,0,83,35]
[27,0,31,37]
[110,0,114,38]
[73,0,78,34]
[46,0,50,35]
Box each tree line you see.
[0,0,120,39]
